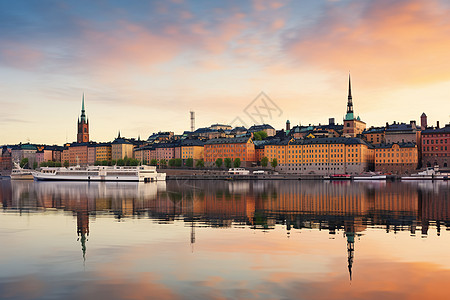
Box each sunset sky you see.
[1,0,450,145]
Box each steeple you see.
[80,93,87,123]
[347,73,353,114]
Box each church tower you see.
[343,74,366,137]
[77,93,89,143]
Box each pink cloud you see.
[286,0,450,87]
[0,42,43,69]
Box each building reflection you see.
[1,179,449,280]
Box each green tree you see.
[33,161,38,169]
[159,159,167,168]
[117,159,125,166]
[111,160,117,166]
[215,158,223,168]
[94,160,101,166]
[63,160,69,167]
[20,158,29,168]
[150,159,158,166]
[129,158,139,166]
[271,158,278,169]
[168,158,176,167]
[196,159,204,168]
[185,158,193,168]
[253,131,268,141]
[101,160,108,166]
[174,158,182,167]
[224,158,232,168]
[233,158,241,168]
[55,162,62,167]
[261,156,269,167]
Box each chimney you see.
[329,118,335,125]
[437,121,440,129]
[421,112,427,130]
[286,120,290,131]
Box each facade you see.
[111,138,134,160]
[95,143,112,162]
[343,75,366,137]
[11,144,37,168]
[35,149,53,166]
[384,121,420,144]
[374,143,418,174]
[363,127,386,145]
[87,144,96,165]
[421,124,450,169]
[0,146,12,175]
[155,143,176,161]
[210,124,232,131]
[134,145,155,163]
[77,94,89,143]
[68,143,89,166]
[248,124,276,137]
[180,139,204,162]
[269,137,374,175]
[204,136,256,167]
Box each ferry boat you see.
[10,162,34,180]
[228,168,250,175]
[33,165,166,182]
[401,167,449,181]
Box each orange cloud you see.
[286,0,450,87]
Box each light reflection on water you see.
[0,179,449,299]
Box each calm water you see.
[0,179,449,300]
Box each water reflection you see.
[0,179,449,298]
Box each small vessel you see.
[328,174,352,180]
[402,167,449,181]
[33,165,166,182]
[10,162,34,180]
[228,168,250,175]
[354,172,387,181]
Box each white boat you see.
[353,172,387,180]
[10,162,34,180]
[33,165,166,182]
[401,167,450,180]
[228,168,250,175]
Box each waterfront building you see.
[180,139,204,162]
[62,146,69,165]
[111,136,135,160]
[374,143,418,174]
[248,124,276,137]
[0,146,12,175]
[68,143,89,166]
[87,144,97,165]
[77,94,89,143]
[343,75,366,137]
[204,136,256,167]
[35,149,53,166]
[268,137,374,175]
[95,143,112,162]
[155,142,177,161]
[421,124,450,169]
[11,144,37,168]
[134,145,155,163]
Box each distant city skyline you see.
[1,0,450,145]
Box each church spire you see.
[80,93,87,123]
[347,73,353,114]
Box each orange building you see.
[68,143,89,166]
[374,142,418,174]
[204,136,256,167]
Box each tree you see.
[150,159,158,166]
[20,158,29,168]
[63,160,69,167]
[261,156,269,167]
[215,158,223,168]
[185,158,193,168]
[117,159,125,166]
[253,131,268,141]
[224,158,232,168]
[94,160,101,166]
[33,162,38,169]
[101,160,108,166]
[196,159,204,168]
[160,159,167,168]
[168,159,176,167]
[271,158,278,169]
[233,158,241,168]
[174,158,182,167]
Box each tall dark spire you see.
[347,73,353,114]
[80,93,87,123]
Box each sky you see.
[1,0,450,145]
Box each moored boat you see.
[10,163,34,180]
[33,165,166,182]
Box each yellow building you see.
[180,139,204,161]
[374,142,418,175]
[111,138,135,160]
[95,143,112,162]
[268,137,374,175]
